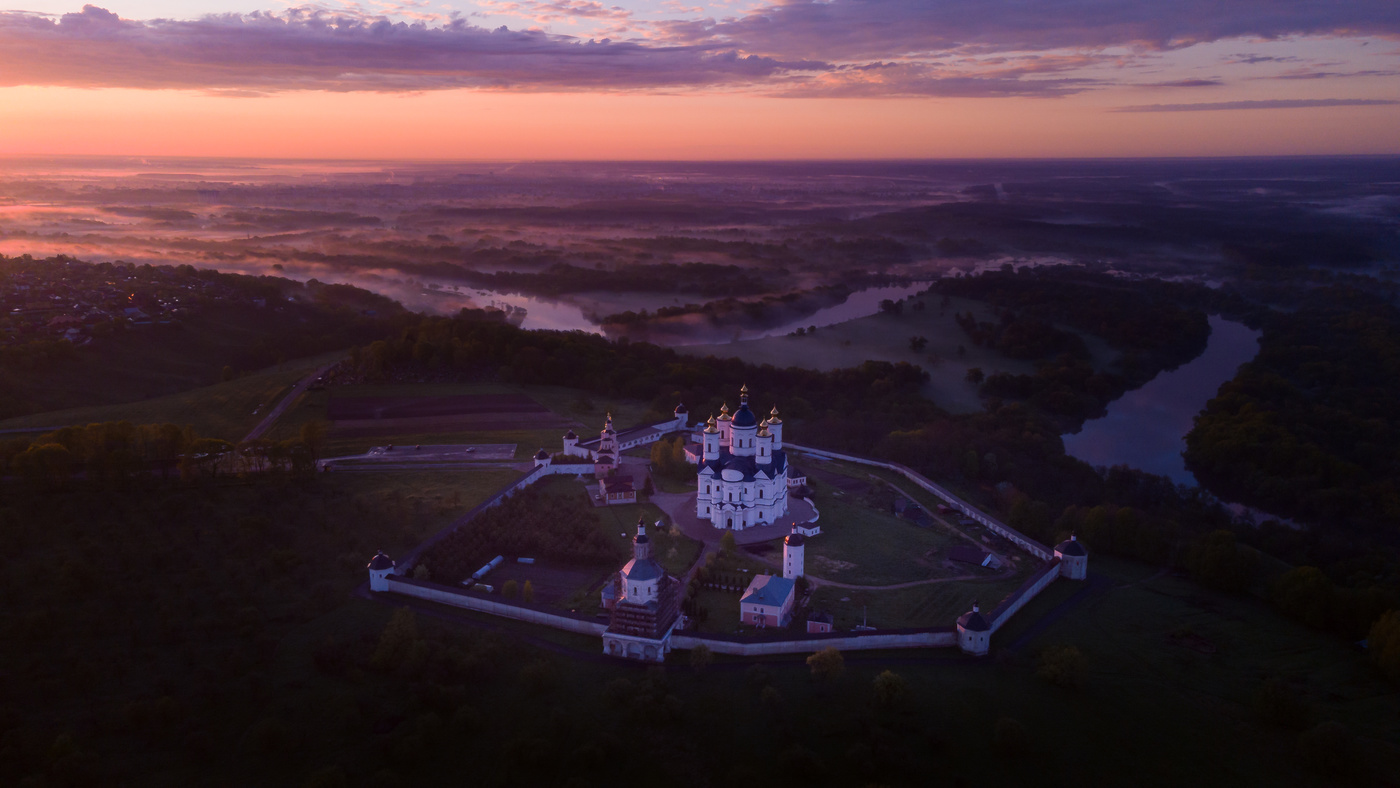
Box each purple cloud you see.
[0,5,824,92]
[1265,68,1400,79]
[0,2,1395,98]
[1143,79,1225,88]
[664,0,1400,61]
[1113,98,1400,112]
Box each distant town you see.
[0,256,295,349]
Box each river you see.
[427,281,935,341]
[1061,315,1261,485]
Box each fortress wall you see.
[987,559,1062,633]
[542,463,595,476]
[385,577,608,636]
[787,444,1053,561]
[385,440,1063,658]
[671,630,957,655]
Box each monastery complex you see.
[367,385,1090,663]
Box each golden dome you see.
[704,414,719,434]
[767,405,782,425]
[718,402,732,421]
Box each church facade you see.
[695,385,789,530]
[601,519,681,663]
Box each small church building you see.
[602,519,682,662]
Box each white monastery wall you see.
[379,430,1075,660]
[987,559,1062,633]
[386,577,608,636]
[671,630,957,655]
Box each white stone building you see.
[695,386,789,530]
[783,527,805,579]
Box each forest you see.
[420,486,625,585]
[1185,280,1400,533]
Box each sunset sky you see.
[1,1,1398,159]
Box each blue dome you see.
[731,403,758,428]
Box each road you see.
[241,362,337,443]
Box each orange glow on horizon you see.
[1,86,1398,160]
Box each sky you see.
[0,1,1397,159]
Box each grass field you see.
[318,427,566,460]
[692,587,744,634]
[795,452,1036,558]
[808,569,1034,629]
[801,477,960,586]
[651,471,696,494]
[683,294,1119,413]
[267,380,660,460]
[321,468,524,522]
[0,350,343,441]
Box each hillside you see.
[0,257,409,420]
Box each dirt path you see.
[242,362,337,442]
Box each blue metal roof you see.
[740,575,795,608]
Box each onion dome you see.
[739,383,750,403]
[957,601,991,632]
[704,415,719,434]
[732,402,758,427]
[767,406,782,425]
[758,426,772,438]
[603,413,615,433]
[1055,533,1088,557]
[718,403,731,421]
[368,551,395,571]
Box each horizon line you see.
[3,152,1400,165]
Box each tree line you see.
[1,420,328,492]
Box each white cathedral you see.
[694,385,790,530]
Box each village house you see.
[599,475,637,505]
[739,574,796,628]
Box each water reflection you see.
[1062,316,1261,485]
[751,282,934,340]
[442,281,935,343]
